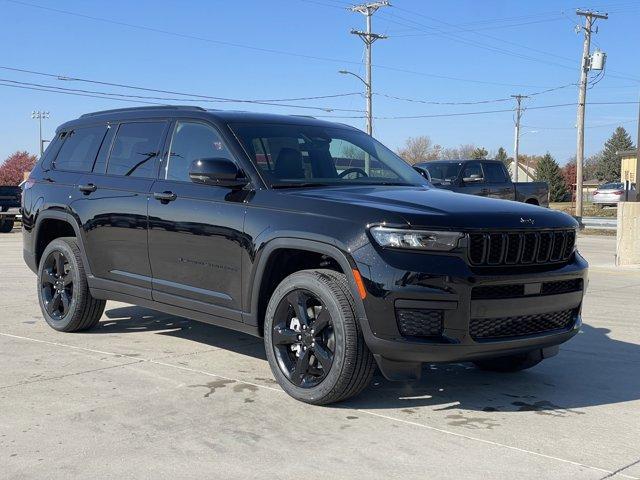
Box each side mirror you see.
[413,166,432,183]
[189,158,249,188]
[462,174,484,183]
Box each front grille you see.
[470,309,576,341]
[471,278,584,300]
[396,309,444,338]
[468,230,575,267]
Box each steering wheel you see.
[338,167,368,179]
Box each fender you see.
[33,209,93,277]
[244,237,368,329]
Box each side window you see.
[461,162,484,182]
[164,122,232,182]
[483,162,508,183]
[53,126,107,172]
[106,122,166,178]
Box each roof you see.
[617,149,638,158]
[58,105,359,132]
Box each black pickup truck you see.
[0,185,21,232]
[415,159,549,207]
[23,106,586,404]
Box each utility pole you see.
[350,1,389,137]
[511,95,528,182]
[31,110,50,156]
[575,9,608,221]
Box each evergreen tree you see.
[494,147,511,167]
[535,152,568,202]
[595,126,635,182]
[471,147,488,159]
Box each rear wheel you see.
[473,350,543,372]
[264,269,375,405]
[37,237,105,332]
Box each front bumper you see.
[352,242,588,367]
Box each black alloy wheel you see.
[40,250,74,320]
[271,289,335,388]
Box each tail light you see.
[612,190,624,195]
[593,191,599,195]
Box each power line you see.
[2,1,565,89]
[375,83,577,106]
[0,68,365,112]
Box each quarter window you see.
[106,122,166,178]
[54,126,107,172]
[164,122,231,182]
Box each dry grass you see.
[550,202,617,218]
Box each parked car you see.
[414,159,549,207]
[0,185,21,233]
[592,182,637,207]
[23,106,587,404]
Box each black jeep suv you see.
[22,106,588,404]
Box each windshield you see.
[600,182,624,190]
[422,162,463,183]
[231,123,427,188]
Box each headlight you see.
[369,226,463,251]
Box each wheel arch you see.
[246,238,367,334]
[34,210,91,274]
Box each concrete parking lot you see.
[1,230,639,479]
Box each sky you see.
[1,0,639,165]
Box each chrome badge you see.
[520,217,535,225]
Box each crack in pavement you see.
[599,458,640,480]
[0,360,144,390]
[1,331,637,479]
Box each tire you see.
[0,218,14,233]
[473,350,543,373]
[264,269,375,405]
[37,237,105,332]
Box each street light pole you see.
[31,110,50,156]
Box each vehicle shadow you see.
[96,305,640,413]
[95,305,266,360]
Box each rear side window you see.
[483,162,508,183]
[54,126,107,172]
[106,122,166,178]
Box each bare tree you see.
[440,144,477,160]
[396,136,440,164]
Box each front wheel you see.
[37,237,105,332]
[264,269,375,405]
[473,350,543,372]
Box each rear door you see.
[72,120,169,298]
[482,161,515,200]
[147,120,246,319]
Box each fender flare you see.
[33,209,93,276]
[245,237,367,329]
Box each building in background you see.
[508,162,536,182]
[618,149,638,186]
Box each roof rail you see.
[80,105,206,118]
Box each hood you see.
[280,185,576,230]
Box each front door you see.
[148,120,246,319]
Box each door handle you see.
[153,191,177,203]
[78,183,97,194]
